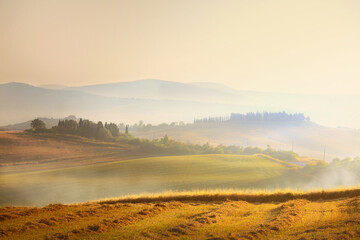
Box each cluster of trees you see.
[54,118,122,139]
[194,116,230,124]
[194,112,310,124]
[29,118,124,140]
[30,119,46,132]
[119,120,187,132]
[230,112,309,122]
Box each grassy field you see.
[0,189,359,240]
[0,154,297,206]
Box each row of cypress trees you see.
[55,118,125,139]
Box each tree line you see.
[56,118,123,139]
[194,111,310,124]
[30,118,126,140]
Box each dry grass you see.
[98,187,360,204]
[0,189,359,240]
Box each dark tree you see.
[105,123,120,137]
[162,134,169,143]
[31,119,46,131]
[97,121,104,129]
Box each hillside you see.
[0,190,359,240]
[0,154,297,206]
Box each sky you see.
[0,0,360,94]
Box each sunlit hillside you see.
[1,189,359,240]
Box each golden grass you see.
[0,189,359,240]
[98,187,360,204]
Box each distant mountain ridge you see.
[0,81,254,126]
[39,84,68,90]
[1,79,360,128]
[66,79,247,103]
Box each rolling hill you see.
[0,154,298,206]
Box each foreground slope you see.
[0,154,295,206]
[0,190,359,240]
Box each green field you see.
[0,154,296,206]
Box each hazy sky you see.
[1,0,360,94]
